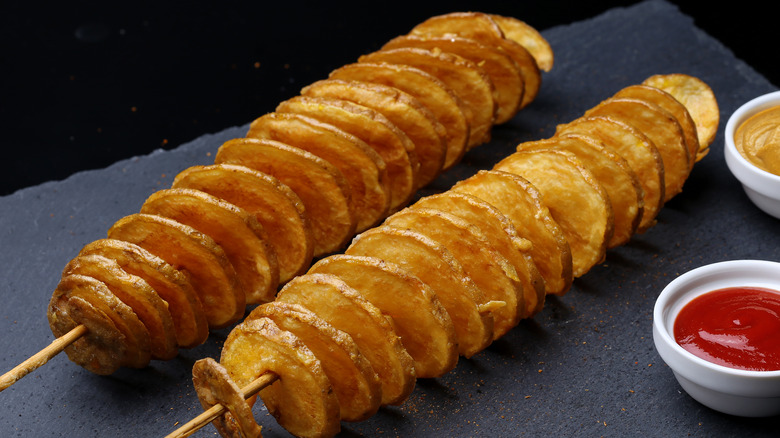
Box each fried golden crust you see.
[318,70,453,177]
[79,238,208,349]
[192,358,263,438]
[247,112,390,232]
[453,170,573,296]
[173,164,314,284]
[413,191,545,317]
[276,273,416,406]
[140,188,279,305]
[346,226,494,357]
[585,97,689,201]
[495,149,613,278]
[359,47,496,148]
[108,213,244,329]
[220,318,340,438]
[62,254,178,360]
[215,137,355,257]
[48,274,149,372]
[276,95,417,211]
[248,301,381,422]
[309,254,458,378]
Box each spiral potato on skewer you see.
[37,11,720,438]
[46,11,551,378]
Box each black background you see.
[0,0,776,196]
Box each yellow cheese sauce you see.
[734,105,780,175]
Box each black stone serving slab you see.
[1,1,777,436]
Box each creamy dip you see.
[734,105,780,175]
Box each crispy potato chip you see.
[309,254,458,378]
[555,115,665,232]
[346,226,494,357]
[358,47,497,148]
[495,149,613,277]
[410,12,504,45]
[173,163,313,284]
[140,188,279,305]
[382,34,523,124]
[413,191,545,318]
[215,137,355,256]
[220,317,340,438]
[49,274,149,371]
[643,73,720,156]
[192,357,263,438]
[326,64,461,172]
[614,84,699,171]
[49,295,125,375]
[585,97,690,201]
[276,95,417,211]
[79,238,208,348]
[452,170,573,296]
[276,273,415,406]
[62,254,178,361]
[489,14,554,72]
[520,135,643,248]
[384,207,522,339]
[108,213,244,329]
[248,112,390,232]
[409,11,542,109]
[248,301,381,422]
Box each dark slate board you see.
[1,1,777,436]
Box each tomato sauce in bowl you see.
[674,286,780,371]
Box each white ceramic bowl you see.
[653,260,780,417]
[724,90,780,219]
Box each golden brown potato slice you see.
[79,238,208,349]
[495,149,613,277]
[248,301,381,422]
[585,97,689,201]
[48,274,149,371]
[49,295,124,375]
[248,112,390,232]
[173,163,313,284]
[346,226,494,358]
[414,191,545,318]
[409,11,542,109]
[215,137,354,257]
[276,273,415,406]
[520,135,643,248]
[308,254,458,378]
[452,170,573,296]
[384,207,521,339]
[359,47,497,149]
[327,64,462,172]
[555,115,665,232]
[276,95,417,211]
[614,84,699,171]
[192,357,263,438]
[220,317,340,438]
[382,34,523,124]
[62,254,177,361]
[489,14,554,72]
[140,188,279,305]
[108,213,244,329]
[642,73,720,157]
[302,78,445,188]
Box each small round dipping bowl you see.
[724,90,780,219]
[653,260,780,417]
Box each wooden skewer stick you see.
[0,324,88,392]
[165,371,279,438]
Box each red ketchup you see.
[673,286,780,371]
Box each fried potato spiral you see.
[37,10,719,438]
